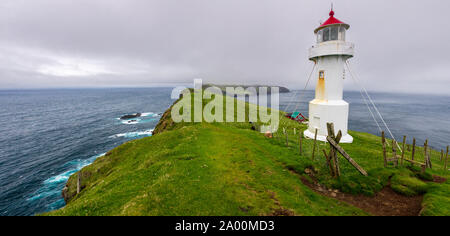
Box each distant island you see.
[203,84,290,95]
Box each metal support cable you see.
[290,63,317,113]
[346,67,383,133]
[346,61,402,151]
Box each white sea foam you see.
[141,112,158,117]
[28,112,158,205]
[28,153,106,202]
[120,118,158,125]
[120,118,141,125]
[117,112,160,125]
[27,189,61,201]
[109,129,153,139]
[43,170,75,184]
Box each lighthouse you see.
[304,9,354,143]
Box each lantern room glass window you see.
[339,26,346,41]
[330,26,338,40]
[317,30,323,43]
[323,28,330,42]
[317,25,346,43]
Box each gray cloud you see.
[0,0,449,94]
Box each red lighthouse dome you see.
[314,10,350,33]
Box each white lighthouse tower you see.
[304,9,354,143]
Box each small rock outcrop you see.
[120,113,141,120]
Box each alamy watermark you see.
[170,79,280,133]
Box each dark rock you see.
[120,113,141,120]
[62,185,76,204]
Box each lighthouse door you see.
[316,70,326,101]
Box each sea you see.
[0,88,448,216]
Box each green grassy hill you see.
[44,91,450,216]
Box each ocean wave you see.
[117,112,160,125]
[26,111,160,209]
[120,119,141,125]
[141,112,160,118]
[43,169,76,185]
[109,129,153,139]
[27,153,106,202]
[119,118,157,125]
[47,198,66,211]
[27,189,61,202]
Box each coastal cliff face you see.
[49,92,450,216]
[152,102,176,135]
[60,153,110,204]
[60,95,179,204]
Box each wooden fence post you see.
[327,123,336,176]
[299,133,303,156]
[285,130,289,147]
[312,128,318,160]
[401,136,406,166]
[327,123,340,177]
[424,140,428,168]
[392,139,398,167]
[334,131,343,176]
[327,136,368,176]
[428,148,433,169]
[381,131,387,168]
[411,138,416,161]
[322,149,334,175]
[444,146,449,171]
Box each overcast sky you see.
[0,0,449,94]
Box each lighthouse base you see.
[304,99,353,144]
[304,129,353,143]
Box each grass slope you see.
[45,91,450,216]
[45,123,366,216]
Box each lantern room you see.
[314,10,350,43]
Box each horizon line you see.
[0,86,448,97]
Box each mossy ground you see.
[44,91,449,216]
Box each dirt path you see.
[300,177,423,216]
